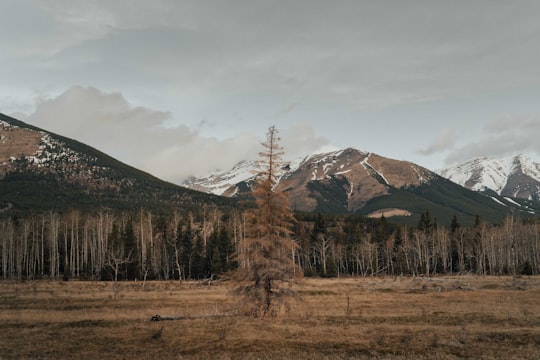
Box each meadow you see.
[0,276,539,359]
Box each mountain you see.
[438,155,540,201]
[184,148,540,226]
[3,112,537,225]
[0,113,232,215]
[183,159,259,197]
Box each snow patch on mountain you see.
[438,156,512,193]
[490,196,507,207]
[359,153,392,185]
[183,148,371,195]
[182,159,258,195]
[182,147,429,198]
[504,197,521,206]
[0,119,17,129]
[438,154,540,200]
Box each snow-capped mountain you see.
[438,155,540,201]
[183,148,540,224]
[182,156,307,197]
[183,160,258,197]
[4,112,536,225]
[184,147,435,213]
[184,148,432,197]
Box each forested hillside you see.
[0,113,234,215]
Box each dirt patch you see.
[368,208,412,218]
[0,125,42,172]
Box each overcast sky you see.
[2,0,540,184]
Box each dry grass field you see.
[0,276,539,359]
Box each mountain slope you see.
[0,113,233,214]
[438,155,540,201]
[184,148,538,226]
[184,148,432,210]
[280,149,433,213]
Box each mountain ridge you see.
[3,112,539,225]
[438,154,540,201]
[184,148,432,207]
[183,147,540,225]
[0,113,233,214]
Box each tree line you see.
[0,208,236,281]
[1,207,538,280]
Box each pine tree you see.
[235,125,300,317]
[217,224,232,272]
[450,215,460,234]
[418,209,433,234]
[180,219,193,279]
[312,213,326,240]
[191,234,206,279]
[206,225,221,276]
[122,218,138,280]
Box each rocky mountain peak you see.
[183,147,434,213]
[438,154,540,201]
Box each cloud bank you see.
[417,129,458,155]
[445,115,540,165]
[3,1,540,171]
[21,86,329,183]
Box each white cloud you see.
[280,124,331,160]
[5,1,540,111]
[19,86,329,183]
[417,129,458,155]
[445,114,540,164]
[3,1,540,173]
[20,86,257,182]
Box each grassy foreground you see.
[0,276,539,359]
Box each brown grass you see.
[0,126,42,166]
[0,276,539,359]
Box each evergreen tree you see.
[418,209,433,234]
[235,126,300,317]
[450,215,460,234]
[122,218,138,280]
[311,213,326,240]
[474,213,481,228]
[206,225,220,276]
[217,224,233,272]
[450,214,461,273]
[374,214,389,244]
[191,234,206,279]
[179,219,193,279]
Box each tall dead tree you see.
[235,125,300,317]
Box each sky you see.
[2,0,540,184]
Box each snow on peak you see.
[182,147,369,195]
[438,154,540,196]
[183,159,258,195]
[512,154,540,179]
